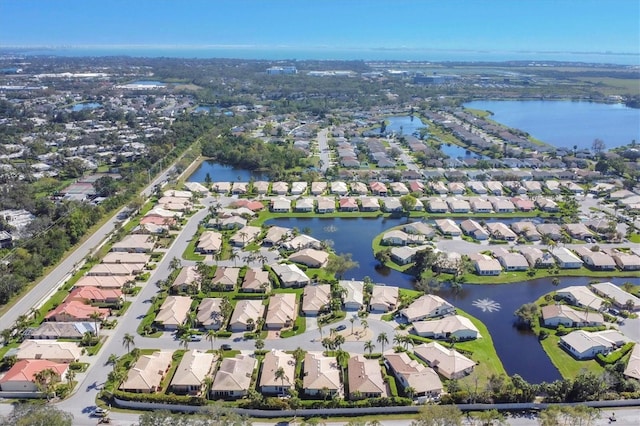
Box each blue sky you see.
[1,0,639,54]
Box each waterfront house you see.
[283,234,322,251]
[623,345,640,381]
[518,247,555,268]
[317,196,336,213]
[511,197,535,211]
[339,197,359,212]
[211,354,256,399]
[447,182,465,195]
[212,181,231,194]
[474,256,502,276]
[360,197,380,212]
[259,350,295,395]
[196,298,223,330]
[412,315,480,340]
[581,251,616,271]
[556,286,604,311]
[536,198,559,212]
[560,330,628,360]
[470,198,493,213]
[541,305,604,328]
[369,285,398,312]
[294,197,314,212]
[552,248,583,269]
[612,253,640,271]
[400,294,455,323]
[447,198,470,213]
[155,296,191,330]
[265,293,297,330]
[590,282,640,311]
[169,350,214,395]
[511,221,541,241]
[536,223,563,240]
[413,342,475,379]
[490,199,515,213]
[382,230,409,246]
[270,197,292,213]
[496,252,529,271]
[435,219,462,236]
[74,275,129,289]
[253,181,269,195]
[270,263,310,287]
[303,352,342,397]
[384,353,442,400]
[460,219,489,240]
[302,284,331,316]
[263,226,291,246]
[428,199,448,213]
[218,215,246,230]
[348,355,387,399]
[383,197,403,212]
[403,222,436,238]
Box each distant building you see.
[266,66,297,75]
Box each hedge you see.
[597,342,635,365]
[112,390,207,406]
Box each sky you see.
[1,0,639,55]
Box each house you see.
[67,286,122,306]
[311,181,327,195]
[27,322,98,340]
[435,219,462,236]
[460,219,489,240]
[384,353,443,399]
[270,263,310,287]
[295,198,315,212]
[270,197,292,213]
[155,296,192,330]
[536,223,563,240]
[447,199,470,213]
[288,248,329,268]
[485,181,503,196]
[217,215,247,230]
[283,234,322,251]
[265,293,297,329]
[564,223,594,241]
[340,280,364,311]
[612,253,640,271]
[413,342,475,380]
[403,222,436,238]
[522,181,542,194]
[474,257,502,276]
[45,301,110,322]
[259,350,295,395]
[317,196,336,213]
[590,282,640,311]
[400,294,455,323]
[560,330,628,360]
[303,352,341,397]
[212,267,240,291]
[291,181,307,195]
[348,355,387,399]
[544,180,561,194]
[581,252,616,271]
[211,354,257,399]
[511,221,541,241]
[390,246,418,265]
[541,305,604,328]
[0,359,68,392]
[302,284,331,316]
[271,181,289,195]
[172,266,201,293]
[390,182,409,195]
[382,230,409,246]
[169,350,215,395]
[467,181,487,194]
[486,222,517,241]
[74,275,130,289]
[339,197,359,211]
[15,340,82,364]
[196,231,222,254]
[111,234,155,253]
[229,299,265,332]
[241,268,271,293]
[370,182,388,196]
[212,181,231,194]
[86,262,144,277]
[382,197,403,212]
[408,180,425,193]
[497,253,529,271]
[360,197,380,212]
[428,199,448,213]
[470,198,493,213]
[252,181,269,194]
[623,344,640,381]
[157,196,192,212]
[229,226,261,247]
[331,181,348,195]
[196,298,223,330]
[430,181,448,195]
[519,247,555,268]
[102,252,150,264]
[552,248,583,269]
[536,198,559,212]
[511,197,535,212]
[369,285,398,312]
[447,182,465,195]
[556,286,604,311]
[263,226,291,246]
[412,315,480,340]
[491,198,515,213]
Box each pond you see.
[266,216,640,383]
[71,102,102,111]
[464,100,640,150]
[188,161,268,183]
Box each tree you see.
[107,353,119,371]
[275,366,288,396]
[592,138,606,156]
[514,303,539,330]
[65,367,76,386]
[411,404,463,426]
[375,248,392,266]
[2,403,73,426]
[333,334,345,350]
[364,340,375,356]
[538,405,600,426]
[206,329,216,351]
[377,332,389,354]
[360,319,369,336]
[93,175,118,196]
[255,338,265,350]
[169,256,182,271]
[471,409,507,425]
[325,253,359,279]
[179,333,190,350]
[404,386,416,400]
[34,367,60,400]
[399,194,418,220]
[122,332,135,353]
[89,311,102,338]
[350,315,357,334]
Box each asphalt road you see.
[317,128,332,172]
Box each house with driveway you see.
[384,352,442,400]
[302,284,331,316]
[270,263,310,287]
[541,305,604,328]
[369,285,398,312]
[169,350,214,396]
[412,315,480,340]
[119,351,173,394]
[303,352,342,397]
[413,342,476,380]
[400,294,454,323]
[0,359,69,393]
[560,330,629,360]
[259,350,295,395]
[265,293,297,329]
[211,354,257,399]
[155,296,191,330]
[229,299,265,332]
[348,354,387,399]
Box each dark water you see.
[188,160,268,182]
[266,216,640,383]
[464,100,640,150]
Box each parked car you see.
[92,407,109,418]
[190,334,202,342]
[335,324,347,332]
[220,344,232,351]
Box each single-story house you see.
[612,253,640,271]
[265,293,297,329]
[27,322,98,340]
[291,181,307,195]
[197,231,222,254]
[560,330,628,360]
[211,267,240,291]
[311,181,327,195]
[623,344,640,381]
[270,263,310,288]
[400,294,455,323]
[330,181,348,195]
[196,298,224,330]
[241,268,271,293]
[111,234,155,253]
[581,252,616,271]
[0,359,68,392]
[428,199,448,213]
[460,219,489,240]
[282,234,322,251]
[155,296,192,330]
[486,222,517,241]
[403,222,436,238]
[413,342,475,380]
[288,248,329,268]
[271,181,289,195]
[169,350,214,395]
[172,266,202,293]
[412,315,480,340]
[340,280,364,311]
[67,286,122,306]
[511,222,541,241]
[259,350,295,395]
[228,299,265,332]
[348,354,387,399]
[536,223,563,240]
[384,353,443,400]
[229,226,261,247]
[263,226,291,246]
[211,354,257,399]
[518,247,555,268]
[470,199,493,213]
[302,284,331,316]
[435,219,462,236]
[15,340,82,364]
[317,197,336,213]
[369,285,398,312]
[474,257,502,276]
[541,304,604,328]
[303,352,341,397]
[556,286,604,311]
[45,301,110,322]
[382,197,403,212]
[497,253,529,271]
[552,248,583,269]
[295,198,315,212]
[590,282,640,311]
[339,197,359,211]
[360,197,380,212]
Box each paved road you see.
[387,137,419,172]
[317,128,332,172]
[0,167,175,331]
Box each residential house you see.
[291,181,308,195]
[556,286,604,311]
[212,182,231,194]
[537,223,563,241]
[460,219,489,240]
[265,293,297,330]
[252,181,269,195]
[400,294,455,323]
[536,198,559,212]
[590,282,640,311]
[67,286,122,306]
[428,199,449,213]
[15,340,82,364]
[263,226,291,246]
[330,181,348,196]
[271,181,289,195]
[413,315,480,340]
[111,234,155,253]
[474,256,502,276]
[169,350,214,395]
[172,266,201,293]
[413,342,475,379]
[196,231,222,254]
[390,182,409,195]
[295,197,315,212]
[518,247,555,268]
[311,182,327,195]
[229,226,261,247]
[259,350,295,395]
[382,197,403,212]
[339,197,359,212]
[485,181,504,196]
[612,253,640,271]
[370,182,388,196]
[581,251,616,271]
[435,219,462,236]
[348,355,387,399]
[340,280,364,311]
[102,252,150,264]
[229,300,265,332]
[486,222,517,241]
[560,330,629,360]
[270,263,310,287]
[27,322,98,340]
[382,230,409,246]
[511,197,535,212]
[283,234,322,251]
[429,181,448,195]
[403,222,436,238]
[369,285,398,312]
[212,267,240,291]
[303,352,342,397]
[541,305,604,328]
[350,182,369,195]
[447,199,470,213]
[511,221,541,241]
[491,198,515,213]
[241,268,271,293]
[552,248,583,269]
[564,223,594,241]
[522,181,542,194]
[45,301,110,322]
[302,284,331,316]
[360,197,380,212]
[196,298,223,330]
[74,275,129,289]
[211,354,257,399]
[87,263,144,277]
[384,353,443,399]
[390,246,420,265]
[623,344,640,381]
[289,248,329,268]
[270,197,292,213]
[0,359,68,392]
[408,180,425,194]
[155,296,192,330]
[467,181,487,194]
[317,197,336,213]
[470,198,493,213]
[497,253,529,271]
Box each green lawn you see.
[539,334,604,377]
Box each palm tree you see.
[122,333,135,353]
[203,375,213,397]
[360,319,369,336]
[107,353,118,371]
[334,334,345,350]
[179,333,190,350]
[66,368,76,386]
[350,316,357,335]
[292,347,305,364]
[377,332,389,354]
[364,340,375,356]
[255,339,265,350]
[404,386,416,400]
[205,330,216,351]
[274,366,288,396]
[89,311,103,338]
[169,256,182,272]
[35,368,59,400]
[229,251,239,267]
[317,317,324,338]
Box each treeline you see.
[200,132,308,179]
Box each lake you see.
[464,100,640,150]
[188,161,268,183]
[71,102,102,111]
[266,216,640,383]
